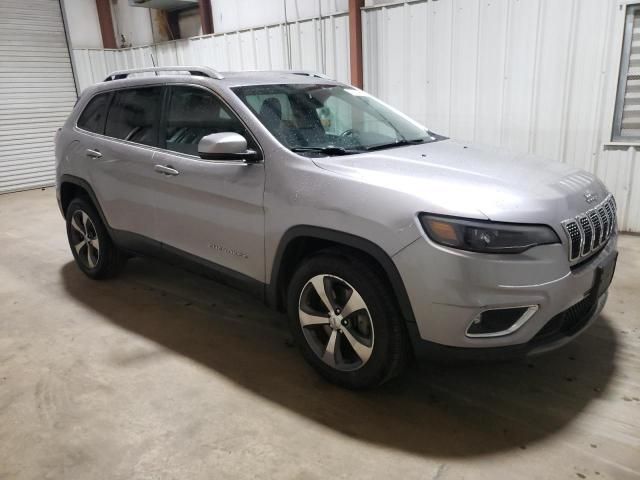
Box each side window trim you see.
[158,85,170,151]
[75,84,263,160]
[102,92,115,136]
[161,83,263,161]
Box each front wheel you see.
[287,252,410,389]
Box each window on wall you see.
[614,4,640,141]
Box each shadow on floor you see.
[60,257,618,458]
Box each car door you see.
[79,86,163,240]
[152,85,266,283]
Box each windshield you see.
[232,83,441,155]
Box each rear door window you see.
[163,86,254,156]
[77,92,111,134]
[105,87,163,147]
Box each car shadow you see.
[59,257,618,458]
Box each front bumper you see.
[392,232,617,353]
[405,290,607,361]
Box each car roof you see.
[88,69,341,95]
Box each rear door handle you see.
[86,148,102,159]
[154,164,180,176]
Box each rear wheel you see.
[287,252,410,388]
[65,197,126,279]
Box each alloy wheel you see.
[69,210,100,269]
[298,274,374,371]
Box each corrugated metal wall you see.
[71,11,350,91]
[69,1,640,231]
[363,0,640,232]
[211,0,348,33]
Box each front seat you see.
[259,97,283,133]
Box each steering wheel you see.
[340,128,359,138]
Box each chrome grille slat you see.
[562,194,616,262]
[578,215,593,255]
[604,200,615,236]
[563,221,581,260]
[597,206,609,240]
[588,209,602,248]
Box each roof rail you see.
[104,66,224,82]
[289,71,332,79]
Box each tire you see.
[65,197,126,279]
[287,251,410,389]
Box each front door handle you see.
[86,148,102,159]
[154,164,180,176]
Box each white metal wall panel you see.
[0,0,77,193]
[68,0,639,231]
[211,0,348,33]
[72,12,350,91]
[363,0,640,232]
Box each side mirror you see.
[198,132,260,162]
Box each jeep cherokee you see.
[55,67,618,388]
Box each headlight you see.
[419,214,560,254]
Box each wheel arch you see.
[59,175,111,232]
[267,226,416,325]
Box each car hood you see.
[312,139,609,226]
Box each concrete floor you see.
[0,188,639,480]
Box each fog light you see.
[466,305,538,338]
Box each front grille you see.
[561,194,616,261]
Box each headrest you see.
[259,97,283,121]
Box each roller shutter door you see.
[0,0,77,193]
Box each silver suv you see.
[55,67,618,388]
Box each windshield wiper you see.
[365,138,426,152]
[291,146,363,156]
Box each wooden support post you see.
[198,0,214,35]
[95,0,117,49]
[348,0,364,88]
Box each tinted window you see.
[105,87,163,146]
[164,86,252,156]
[77,93,110,134]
